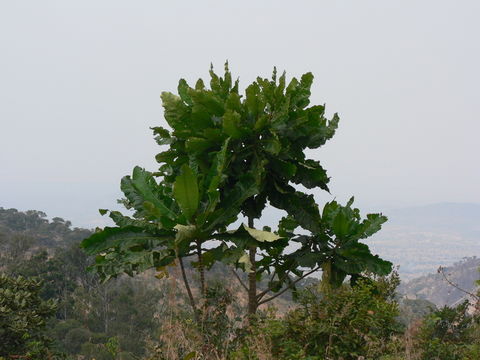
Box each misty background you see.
[1,1,479,277]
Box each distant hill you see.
[368,203,480,279]
[399,256,480,307]
[0,207,91,248]
[0,206,304,312]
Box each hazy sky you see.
[1,1,479,228]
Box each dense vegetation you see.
[2,208,480,359]
[2,66,480,359]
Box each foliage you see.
[398,298,436,326]
[81,64,391,320]
[415,301,480,360]
[6,207,480,359]
[0,274,57,359]
[266,273,401,360]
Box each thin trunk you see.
[247,216,258,316]
[104,285,109,333]
[197,239,206,298]
[178,256,200,325]
[257,266,321,305]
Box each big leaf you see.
[81,226,173,255]
[173,165,199,221]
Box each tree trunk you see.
[197,239,206,298]
[247,216,258,316]
[178,256,200,325]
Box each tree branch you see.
[231,268,249,292]
[256,269,280,301]
[438,266,479,301]
[258,266,321,306]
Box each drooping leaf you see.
[268,186,322,234]
[120,167,177,227]
[293,159,330,191]
[81,226,172,255]
[244,225,282,242]
[151,126,173,145]
[238,252,252,273]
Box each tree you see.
[81,64,390,320]
[0,274,57,359]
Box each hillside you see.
[368,203,480,279]
[399,256,480,307]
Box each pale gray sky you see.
[1,1,479,227]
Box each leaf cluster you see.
[0,274,57,358]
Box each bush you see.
[237,273,403,360]
[416,301,480,360]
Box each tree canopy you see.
[81,64,391,317]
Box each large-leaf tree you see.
[81,64,391,319]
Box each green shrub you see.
[0,274,57,359]
[239,273,403,360]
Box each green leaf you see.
[262,134,281,155]
[270,158,297,179]
[104,210,160,233]
[81,226,172,255]
[245,82,264,118]
[278,216,298,237]
[359,213,388,239]
[155,150,176,164]
[335,242,393,276]
[185,137,214,153]
[206,138,230,194]
[151,126,173,145]
[160,92,190,130]
[120,167,177,226]
[173,165,199,221]
[293,159,330,191]
[178,79,193,106]
[307,112,340,148]
[332,211,350,238]
[206,173,259,231]
[268,187,322,234]
[223,110,244,138]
